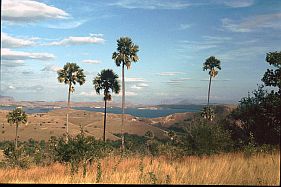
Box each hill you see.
[0,108,169,142]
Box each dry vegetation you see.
[0,152,279,185]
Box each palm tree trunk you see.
[207,74,212,106]
[66,82,71,141]
[15,123,18,149]
[121,63,125,150]
[103,99,107,142]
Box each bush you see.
[3,143,32,168]
[52,132,113,175]
[181,120,233,155]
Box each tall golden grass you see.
[0,152,279,185]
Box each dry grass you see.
[0,152,279,185]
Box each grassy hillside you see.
[0,108,169,142]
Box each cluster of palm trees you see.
[6,36,221,151]
[57,37,139,149]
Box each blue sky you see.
[1,0,281,105]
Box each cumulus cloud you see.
[222,13,281,32]
[2,32,36,48]
[41,65,62,72]
[2,0,69,23]
[46,34,105,46]
[1,48,55,61]
[82,59,101,64]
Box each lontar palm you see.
[57,62,85,141]
[112,37,139,150]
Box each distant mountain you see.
[0,95,15,102]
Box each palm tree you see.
[112,37,139,150]
[57,62,86,140]
[7,107,27,149]
[93,69,120,142]
[203,56,221,106]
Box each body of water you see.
[0,105,203,118]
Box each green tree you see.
[57,62,86,140]
[227,51,281,146]
[6,107,27,149]
[261,51,281,92]
[112,37,139,150]
[93,69,120,142]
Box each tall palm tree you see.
[57,62,86,140]
[203,56,221,106]
[7,107,27,149]
[93,69,120,142]
[112,37,139,150]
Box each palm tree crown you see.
[93,69,120,142]
[57,62,86,88]
[57,62,85,140]
[112,37,139,69]
[93,69,120,100]
[203,56,221,77]
[7,107,27,125]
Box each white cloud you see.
[79,91,97,97]
[2,32,36,48]
[82,59,101,64]
[8,85,16,90]
[5,85,44,92]
[1,48,55,61]
[165,78,192,85]
[125,77,147,83]
[41,65,62,72]
[223,0,254,8]
[45,19,87,29]
[2,60,25,67]
[176,36,232,58]
[110,0,191,10]
[46,34,105,46]
[156,72,186,76]
[222,13,281,32]
[170,78,192,81]
[179,24,191,30]
[2,0,69,23]
[118,91,138,96]
[131,83,149,90]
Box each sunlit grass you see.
[0,152,279,185]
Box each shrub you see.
[181,120,233,155]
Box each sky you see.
[1,0,281,105]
